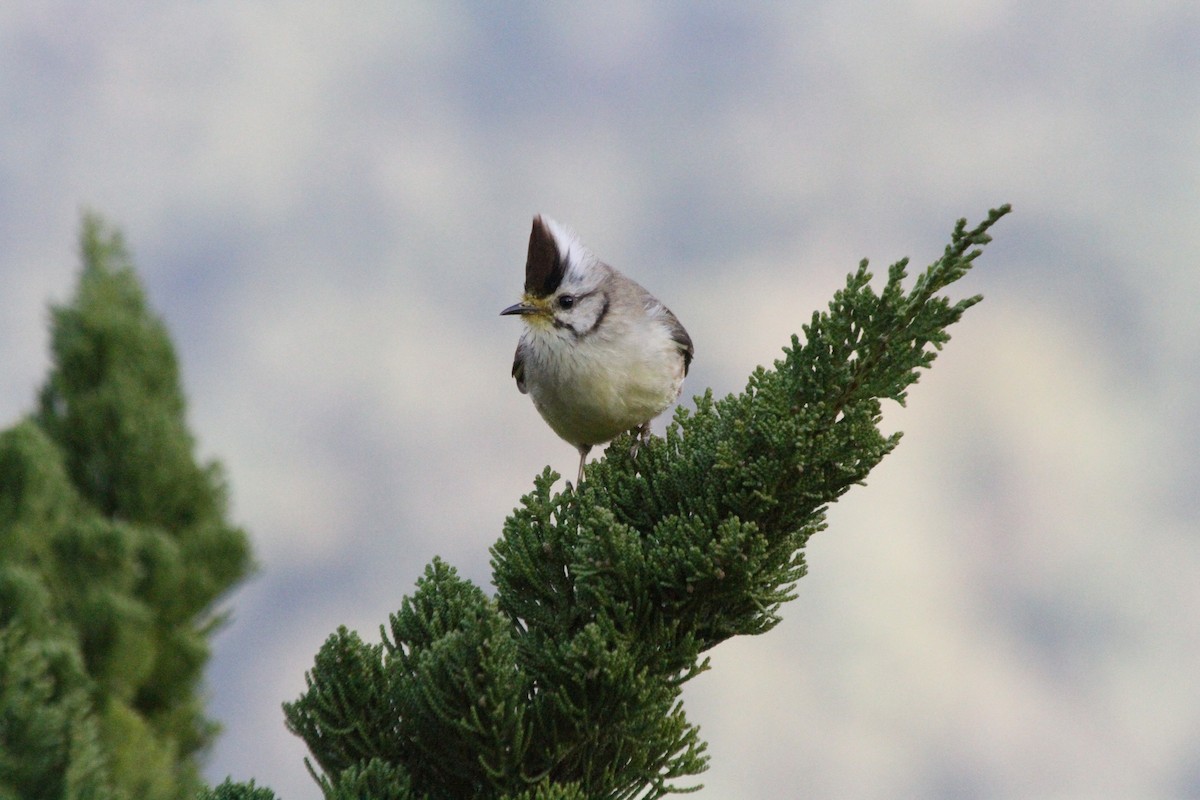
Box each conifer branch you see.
[284,206,1012,799]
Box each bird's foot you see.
[629,421,652,459]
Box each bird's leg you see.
[575,444,592,488]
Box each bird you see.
[501,215,693,487]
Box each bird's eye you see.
[557,294,575,309]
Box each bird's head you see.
[501,215,611,338]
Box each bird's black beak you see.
[500,302,538,316]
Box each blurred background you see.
[2,2,1197,798]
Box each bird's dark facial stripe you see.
[551,291,608,339]
[591,294,611,334]
[525,216,567,297]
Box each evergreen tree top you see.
[283,205,1012,800]
[1,213,253,800]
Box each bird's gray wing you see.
[665,309,694,376]
[512,340,529,394]
[644,295,694,376]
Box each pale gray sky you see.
[2,3,1198,798]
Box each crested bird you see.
[502,215,693,486]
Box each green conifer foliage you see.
[284,207,1011,799]
[196,778,279,800]
[0,215,253,799]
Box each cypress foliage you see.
[0,214,254,799]
[283,206,1011,799]
[196,779,278,800]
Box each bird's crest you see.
[525,215,593,297]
